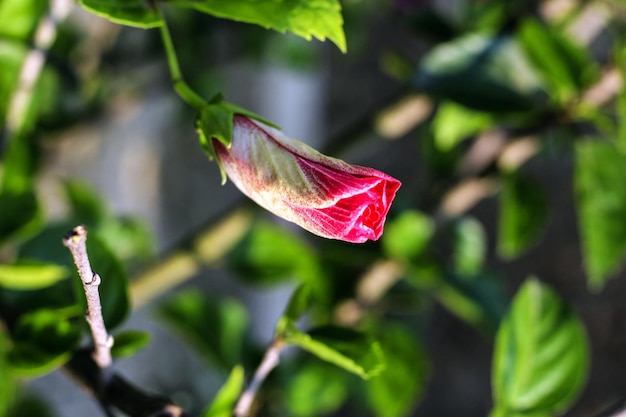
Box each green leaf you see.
[110,330,150,359]
[63,180,108,228]
[0,133,41,243]
[366,323,429,417]
[498,173,548,259]
[382,211,434,260]
[79,0,162,28]
[9,308,82,376]
[414,34,545,112]
[202,366,245,417]
[159,291,249,371]
[0,262,69,290]
[284,362,348,417]
[6,393,56,417]
[168,0,346,52]
[281,284,313,325]
[0,330,16,417]
[0,0,47,40]
[575,141,626,289]
[453,217,486,277]
[226,220,321,286]
[517,18,598,103]
[284,325,385,380]
[491,279,589,416]
[431,102,492,151]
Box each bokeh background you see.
[2,0,626,416]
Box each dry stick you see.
[234,339,285,417]
[63,225,113,369]
[2,0,73,147]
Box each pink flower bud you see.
[213,116,401,243]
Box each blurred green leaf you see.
[9,308,82,376]
[0,133,41,244]
[202,366,245,417]
[0,40,25,131]
[284,325,385,379]
[280,284,313,326]
[431,102,492,151]
[63,180,107,228]
[453,217,486,277]
[110,330,150,359]
[498,173,548,259]
[169,0,347,52]
[618,42,626,154]
[491,279,588,416]
[366,322,429,417]
[517,18,598,103]
[575,141,626,289]
[0,0,47,40]
[6,393,56,417]
[0,330,16,417]
[382,211,434,260]
[285,362,348,417]
[79,0,162,28]
[159,291,249,371]
[0,262,69,290]
[227,220,321,286]
[414,34,545,112]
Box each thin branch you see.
[63,225,113,369]
[64,349,187,417]
[1,0,73,151]
[234,339,285,417]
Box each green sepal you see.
[196,96,280,184]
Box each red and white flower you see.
[213,116,401,243]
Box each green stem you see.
[158,9,206,111]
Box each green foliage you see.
[0,330,16,417]
[202,366,245,417]
[414,33,545,112]
[382,210,434,260]
[0,262,69,290]
[282,325,385,380]
[498,173,548,259]
[453,217,487,277]
[284,362,348,417]
[226,220,321,285]
[491,279,589,416]
[9,308,82,376]
[0,135,40,244]
[517,18,598,104]
[575,140,626,289]
[0,0,47,40]
[168,0,346,52]
[365,322,429,417]
[110,330,150,359]
[431,102,493,151]
[79,0,163,28]
[6,393,56,417]
[159,291,249,371]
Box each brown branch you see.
[64,349,187,417]
[63,225,113,369]
[233,338,284,417]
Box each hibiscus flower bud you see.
[212,115,401,243]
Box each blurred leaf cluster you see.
[2,0,626,416]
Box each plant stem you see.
[157,9,206,111]
[234,338,285,417]
[63,225,113,370]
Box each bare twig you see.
[2,0,73,149]
[63,225,113,369]
[234,339,285,417]
[64,349,187,417]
